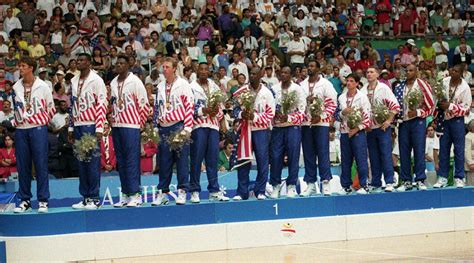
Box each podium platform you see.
[1,188,473,261]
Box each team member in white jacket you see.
[110,55,150,207]
[299,60,337,197]
[232,66,275,201]
[152,57,194,206]
[69,53,108,210]
[189,62,229,203]
[13,57,55,213]
[361,67,400,193]
[336,73,372,194]
[269,67,306,199]
[434,64,472,188]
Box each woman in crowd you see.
[0,134,16,181]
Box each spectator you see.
[0,134,16,181]
[336,54,352,79]
[287,31,306,72]
[397,8,415,36]
[448,11,464,36]
[425,125,440,171]
[0,100,13,125]
[429,5,444,34]
[453,44,472,67]
[3,8,21,36]
[415,10,428,37]
[465,120,474,186]
[420,39,436,68]
[375,0,391,36]
[362,1,375,35]
[49,100,68,133]
[432,34,449,68]
[218,139,234,172]
[140,134,157,175]
[319,27,344,58]
[101,123,116,173]
[260,14,277,40]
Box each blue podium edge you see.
[0,188,473,237]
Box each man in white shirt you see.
[0,100,14,124]
[287,31,306,72]
[454,36,472,55]
[240,28,259,52]
[49,100,69,132]
[432,34,449,67]
[228,52,249,81]
[136,37,156,72]
[425,125,439,170]
[122,32,143,51]
[3,8,21,35]
[307,10,323,38]
[122,0,138,20]
[118,14,132,35]
[261,66,279,88]
[336,54,352,79]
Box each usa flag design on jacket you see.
[393,78,434,122]
[111,73,150,129]
[360,81,400,129]
[190,79,223,131]
[12,77,55,129]
[336,90,371,134]
[68,70,108,133]
[271,81,306,127]
[233,83,275,160]
[300,76,337,127]
[154,76,194,132]
[440,77,472,120]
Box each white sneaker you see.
[209,192,230,202]
[300,183,317,197]
[416,181,427,191]
[175,189,186,205]
[455,178,465,188]
[38,202,48,213]
[322,180,331,196]
[190,191,200,203]
[270,184,282,199]
[85,199,100,210]
[340,187,353,195]
[126,194,143,207]
[151,192,169,206]
[396,182,413,192]
[286,185,297,198]
[356,187,369,195]
[13,200,32,213]
[433,177,448,188]
[72,199,87,209]
[113,195,131,208]
[233,195,243,201]
[257,194,267,200]
[384,184,394,192]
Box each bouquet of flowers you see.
[141,123,160,144]
[73,134,99,162]
[347,108,363,129]
[239,90,257,111]
[431,81,447,102]
[165,129,192,154]
[280,90,298,115]
[207,90,228,110]
[308,96,324,117]
[406,89,423,111]
[372,102,390,124]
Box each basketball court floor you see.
[85,230,474,262]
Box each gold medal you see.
[166,102,171,110]
[26,103,31,111]
[118,99,124,108]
